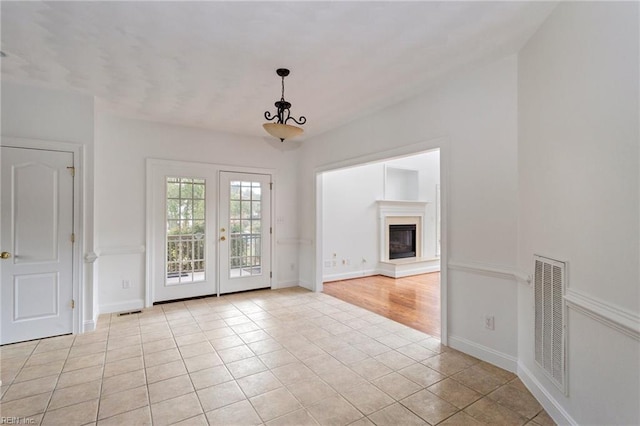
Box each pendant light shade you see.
[263,123,304,141]
[263,68,306,142]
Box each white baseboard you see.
[323,269,378,282]
[298,280,314,291]
[448,335,517,372]
[323,265,440,283]
[99,299,145,314]
[82,320,96,333]
[273,280,300,289]
[518,362,577,426]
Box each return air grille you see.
[534,255,567,394]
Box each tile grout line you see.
[183,303,215,425]
[2,288,552,426]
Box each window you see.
[229,180,262,277]
[166,177,206,284]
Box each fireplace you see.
[377,202,426,262]
[376,201,439,277]
[381,215,422,261]
[389,224,417,259]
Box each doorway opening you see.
[316,147,443,339]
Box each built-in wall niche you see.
[384,166,419,201]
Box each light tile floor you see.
[0,288,556,426]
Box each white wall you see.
[1,81,97,330]
[321,151,440,281]
[300,55,520,365]
[322,162,382,280]
[94,112,300,313]
[518,2,639,425]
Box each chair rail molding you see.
[564,288,640,341]
[448,259,530,285]
[96,245,146,257]
[277,238,312,246]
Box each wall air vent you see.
[534,255,567,394]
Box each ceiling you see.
[1,1,557,141]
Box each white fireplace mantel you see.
[377,200,429,262]
[375,200,439,277]
[376,200,429,218]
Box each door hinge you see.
[67,166,75,177]
[270,227,272,234]
[270,272,272,278]
[71,300,75,309]
[71,233,75,243]
[270,182,273,190]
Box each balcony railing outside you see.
[166,232,262,282]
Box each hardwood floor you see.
[323,273,440,337]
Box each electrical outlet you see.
[484,315,495,330]
[122,279,130,289]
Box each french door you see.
[219,172,272,294]
[149,162,218,303]
[148,162,272,303]
[1,147,74,344]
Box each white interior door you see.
[149,162,218,303]
[219,172,272,294]
[1,147,74,344]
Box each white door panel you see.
[219,172,271,294]
[1,147,74,344]
[15,162,61,263]
[149,163,217,303]
[14,273,59,320]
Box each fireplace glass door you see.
[389,224,417,259]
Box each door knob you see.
[0,252,11,259]
[220,228,226,232]
[220,236,226,241]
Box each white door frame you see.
[313,137,449,345]
[145,159,276,307]
[0,136,85,337]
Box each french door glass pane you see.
[229,179,263,278]
[166,177,206,285]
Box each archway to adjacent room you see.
[314,139,447,343]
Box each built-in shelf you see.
[384,166,419,200]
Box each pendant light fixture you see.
[263,68,306,142]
